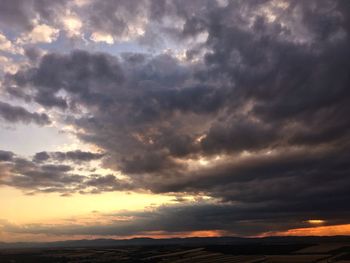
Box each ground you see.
[1,242,350,262]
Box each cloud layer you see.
[0,101,50,125]
[1,0,350,237]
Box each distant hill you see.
[1,236,350,249]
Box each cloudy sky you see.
[0,0,350,242]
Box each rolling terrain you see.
[1,236,350,262]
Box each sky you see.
[0,0,350,242]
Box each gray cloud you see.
[0,150,131,195]
[24,47,45,63]
[0,0,69,31]
[0,150,14,162]
[33,150,105,163]
[0,101,51,125]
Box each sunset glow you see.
[276,224,350,237]
[307,219,326,225]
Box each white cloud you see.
[90,32,114,44]
[0,55,23,74]
[19,24,59,44]
[62,14,83,38]
[123,23,146,41]
[0,33,23,54]
[74,0,91,7]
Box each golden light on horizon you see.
[306,219,326,225]
[0,186,173,225]
[277,224,350,236]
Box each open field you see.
[1,242,350,263]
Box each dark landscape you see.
[1,236,350,263]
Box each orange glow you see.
[0,230,227,243]
[122,230,227,239]
[184,230,225,237]
[0,186,172,224]
[273,224,350,236]
[306,219,326,225]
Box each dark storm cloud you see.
[201,117,279,154]
[157,146,350,203]
[0,101,51,125]
[1,0,350,236]
[6,50,124,109]
[0,150,14,162]
[32,151,50,162]
[24,47,45,63]
[33,150,105,163]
